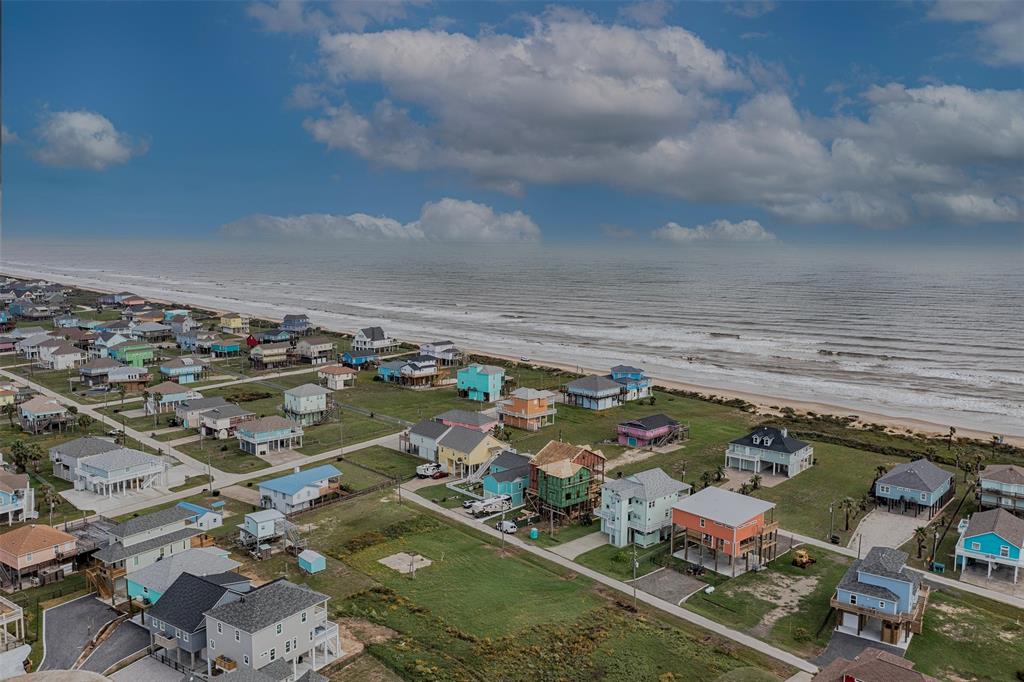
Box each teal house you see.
[298,549,327,574]
[955,508,1024,584]
[457,364,505,402]
[126,547,241,604]
[481,451,530,506]
[209,338,242,357]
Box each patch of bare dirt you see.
[737,574,819,637]
[338,617,398,645]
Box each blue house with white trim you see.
[873,459,954,519]
[833,546,928,647]
[564,375,623,411]
[955,508,1024,585]
[608,365,651,401]
[159,356,208,384]
[481,451,530,506]
[342,349,379,368]
[282,314,311,334]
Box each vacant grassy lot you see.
[907,586,1024,681]
[333,378,470,423]
[575,541,670,582]
[684,547,852,659]
[298,416,398,456]
[177,438,270,474]
[344,446,421,479]
[416,481,473,508]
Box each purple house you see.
[617,414,685,448]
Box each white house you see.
[317,365,356,390]
[418,340,463,366]
[66,447,168,497]
[725,426,813,478]
[237,509,286,546]
[258,465,342,514]
[596,468,690,548]
[352,326,397,353]
[93,506,203,575]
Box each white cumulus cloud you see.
[652,219,776,243]
[929,0,1024,65]
[33,110,146,170]
[220,198,540,242]
[248,0,415,33]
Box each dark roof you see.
[981,464,1024,486]
[283,314,309,322]
[620,414,678,431]
[50,437,121,460]
[109,506,196,539]
[964,508,1024,547]
[437,425,489,454]
[359,326,387,341]
[610,365,643,374]
[566,375,622,394]
[729,426,809,454]
[94,527,203,564]
[490,450,530,471]
[838,560,899,601]
[148,573,236,633]
[344,349,378,358]
[436,409,495,427]
[877,460,951,494]
[202,571,251,587]
[179,396,229,411]
[408,419,450,440]
[205,579,328,633]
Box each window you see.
[26,553,32,562]
[879,601,886,609]
[217,623,222,634]
[920,492,927,501]
[210,639,216,650]
[276,623,282,635]
[699,518,705,528]
[133,556,139,566]
[152,619,161,629]
[971,541,981,551]
[182,632,189,643]
[235,630,240,642]
[879,485,890,494]
[648,501,655,508]
[301,611,307,623]
[1000,546,1010,557]
[269,648,276,662]
[142,587,148,594]
[849,595,857,605]
[285,641,291,653]
[243,656,249,666]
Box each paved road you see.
[400,486,819,675]
[81,620,150,674]
[40,595,118,671]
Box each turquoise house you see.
[342,349,378,367]
[159,356,207,384]
[954,508,1024,584]
[608,365,651,401]
[874,459,953,519]
[298,549,326,574]
[126,547,240,604]
[209,338,242,357]
[481,451,530,506]
[377,360,405,382]
[457,364,505,402]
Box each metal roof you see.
[671,486,774,526]
[260,465,341,496]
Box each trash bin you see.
[529,528,539,540]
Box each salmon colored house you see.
[670,486,778,576]
[0,524,77,588]
[497,388,557,432]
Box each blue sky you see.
[3,0,1022,246]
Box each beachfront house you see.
[497,388,557,432]
[258,464,342,514]
[203,579,341,678]
[219,313,250,336]
[295,336,335,365]
[236,417,304,456]
[317,365,355,390]
[400,420,450,462]
[436,426,507,478]
[616,414,684,448]
[436,408,499,432]
[283,384,333,426]
[0,472,36,526]
[108,340,154,367]
[954,508,1024,584]
[671,487,778,575]
[563,375,623,411]
[598,468,690,548]
[145,381,200,414]
[19,396,71,434]
[201,405,256,439]
[256,328,293,344]
[526,441,606,522]
[977,464,1024,516]
[725,426,813,478]
[127,546,240,604]
[874,460,954,518]
[176,396,230,429]
[147,571,251,670]
[377,356,445,388]
[341,349,378,368]
[609,365,652,401]
[481,451,530,506]
[352,326,397,353]
[419,340,463,366]
[249,342,292,370]
[160,356,208,384]
[832,547,929,647]
[281,314,311,334]
[0,525,77,589]
[16,333,57,360]
[457,364,505,402]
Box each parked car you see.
[430,470,449,480]
[495,520,518,534]
[416,462,443,479]
[461,499,476,509]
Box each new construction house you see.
[525,441,606,523]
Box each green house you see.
[109,341,155,367]
[535,459,594,509]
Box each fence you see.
[150,650,204,677]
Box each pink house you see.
[435,409,499,433]
[0,524,77,587]
[617,414,685,448]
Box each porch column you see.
[1014,564,1019,584]
[988,560,993,578]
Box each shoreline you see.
[6,269,1021,446]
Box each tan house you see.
[436,426,507,478]
[317,365,356,390]
[0,524,77,588]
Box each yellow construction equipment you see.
[792,548,816,569]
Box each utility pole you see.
[500,508,506,556]
[632,544,639,611]
[828,503,835,541]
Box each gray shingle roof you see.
[878,460,951,494]
[179,396,229,411]
[628,468,690,499]
[620,414,678,431]
[284,383,332,398]
[436,409,495,427]
[729,426,809,454]
[148,572,238,632]
[981,464,1024,486]
[204,579,328,633]
[566,375,622,394]
[109,506,196,539]
[359,326,387,341]
[50,437,120,460]
[839,560,900,601]
[487,450,531,483]
[127,548,240,595]
[964,508,1024,547]
[610,365,643,374]
[203,405,255,420]
[409,419,450,440]
[437,425,489,454]
[859,546,911,579]
[94,527,203,564]
[79,447,162,473]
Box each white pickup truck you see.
[469,496,512,518]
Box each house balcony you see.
[627,516,667,534]
[830,585,929,631]
[313,620,338,644]
[154,632,178,650]
[593,507,617,523]
[955,542,1024,568]
[497,406,557,420]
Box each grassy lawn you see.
[528,518,602,548]
[332,377,470,423]
[330,653,403,682]
[298,416,398,456]
[98,405,178,432]
[416,481,472,508]
[177,438,271,474]
[343,446,421,479]
[575,541,671,582]
[907,586,1024,681]
[900,485,977,572]
[0,353,30,367]
[154,428,194,442]
[683,547,853,659]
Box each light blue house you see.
[258,463,340,513]
[236,416,304,456]
[238,508,285,546]
[54,313,81,329]
[377,360,405,383]
[977,464,1024,516]
[955,508,1024,584]
[282,314,311,334]
[608,365,651,401]
[159,356,207,384]
[209,337,242,357]
[163,309,190,322]
[564,375,623,411]
[834,547,928,647]
[0,310,8,328]
[874,459,954,519]
[258,328,293,343]
[596,468,690,548]
[457,364,505,402]
[481,451,530,506]
[298,549,326,574]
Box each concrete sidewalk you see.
[549,531,607,560]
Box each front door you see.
[628,437,637,447]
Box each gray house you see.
[400,419,450,461]
[147,571,251,669]
[205,579,341,678]
[49,437,121,482]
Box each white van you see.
[495,520,518,534]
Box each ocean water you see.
[2,238,1022,435]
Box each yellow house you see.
[218,312,250,336]
[0,390,14,408]
[436,426,507,477]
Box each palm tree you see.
[699,471,713,490]
[41,485,58,525]
[8,441,29,472]
[750,474,762,491]
[714,464,725,482]
[914,526,928,559]
[838,497,856,531]
[26,443,44,473]
[117,384,127,408]
[946,426,956,450]
[873,465,888,481]
[77,413,95,433]
[2,403,17,428]
[738,483,751,495]
[152,392,163,428]
[990,434,1000,456]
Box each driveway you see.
[549,531,607,560]
[61,486,167,514]
[848,509,924,551]
[110,654,187,682]
[40,595,118,671]
[81,620,150,674]
[221,484,262,505]
[813,631,905,668]
[629,567,705,605]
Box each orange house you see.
[670,486,778,575]
[497,388,557,432]
[0,524,77,587]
